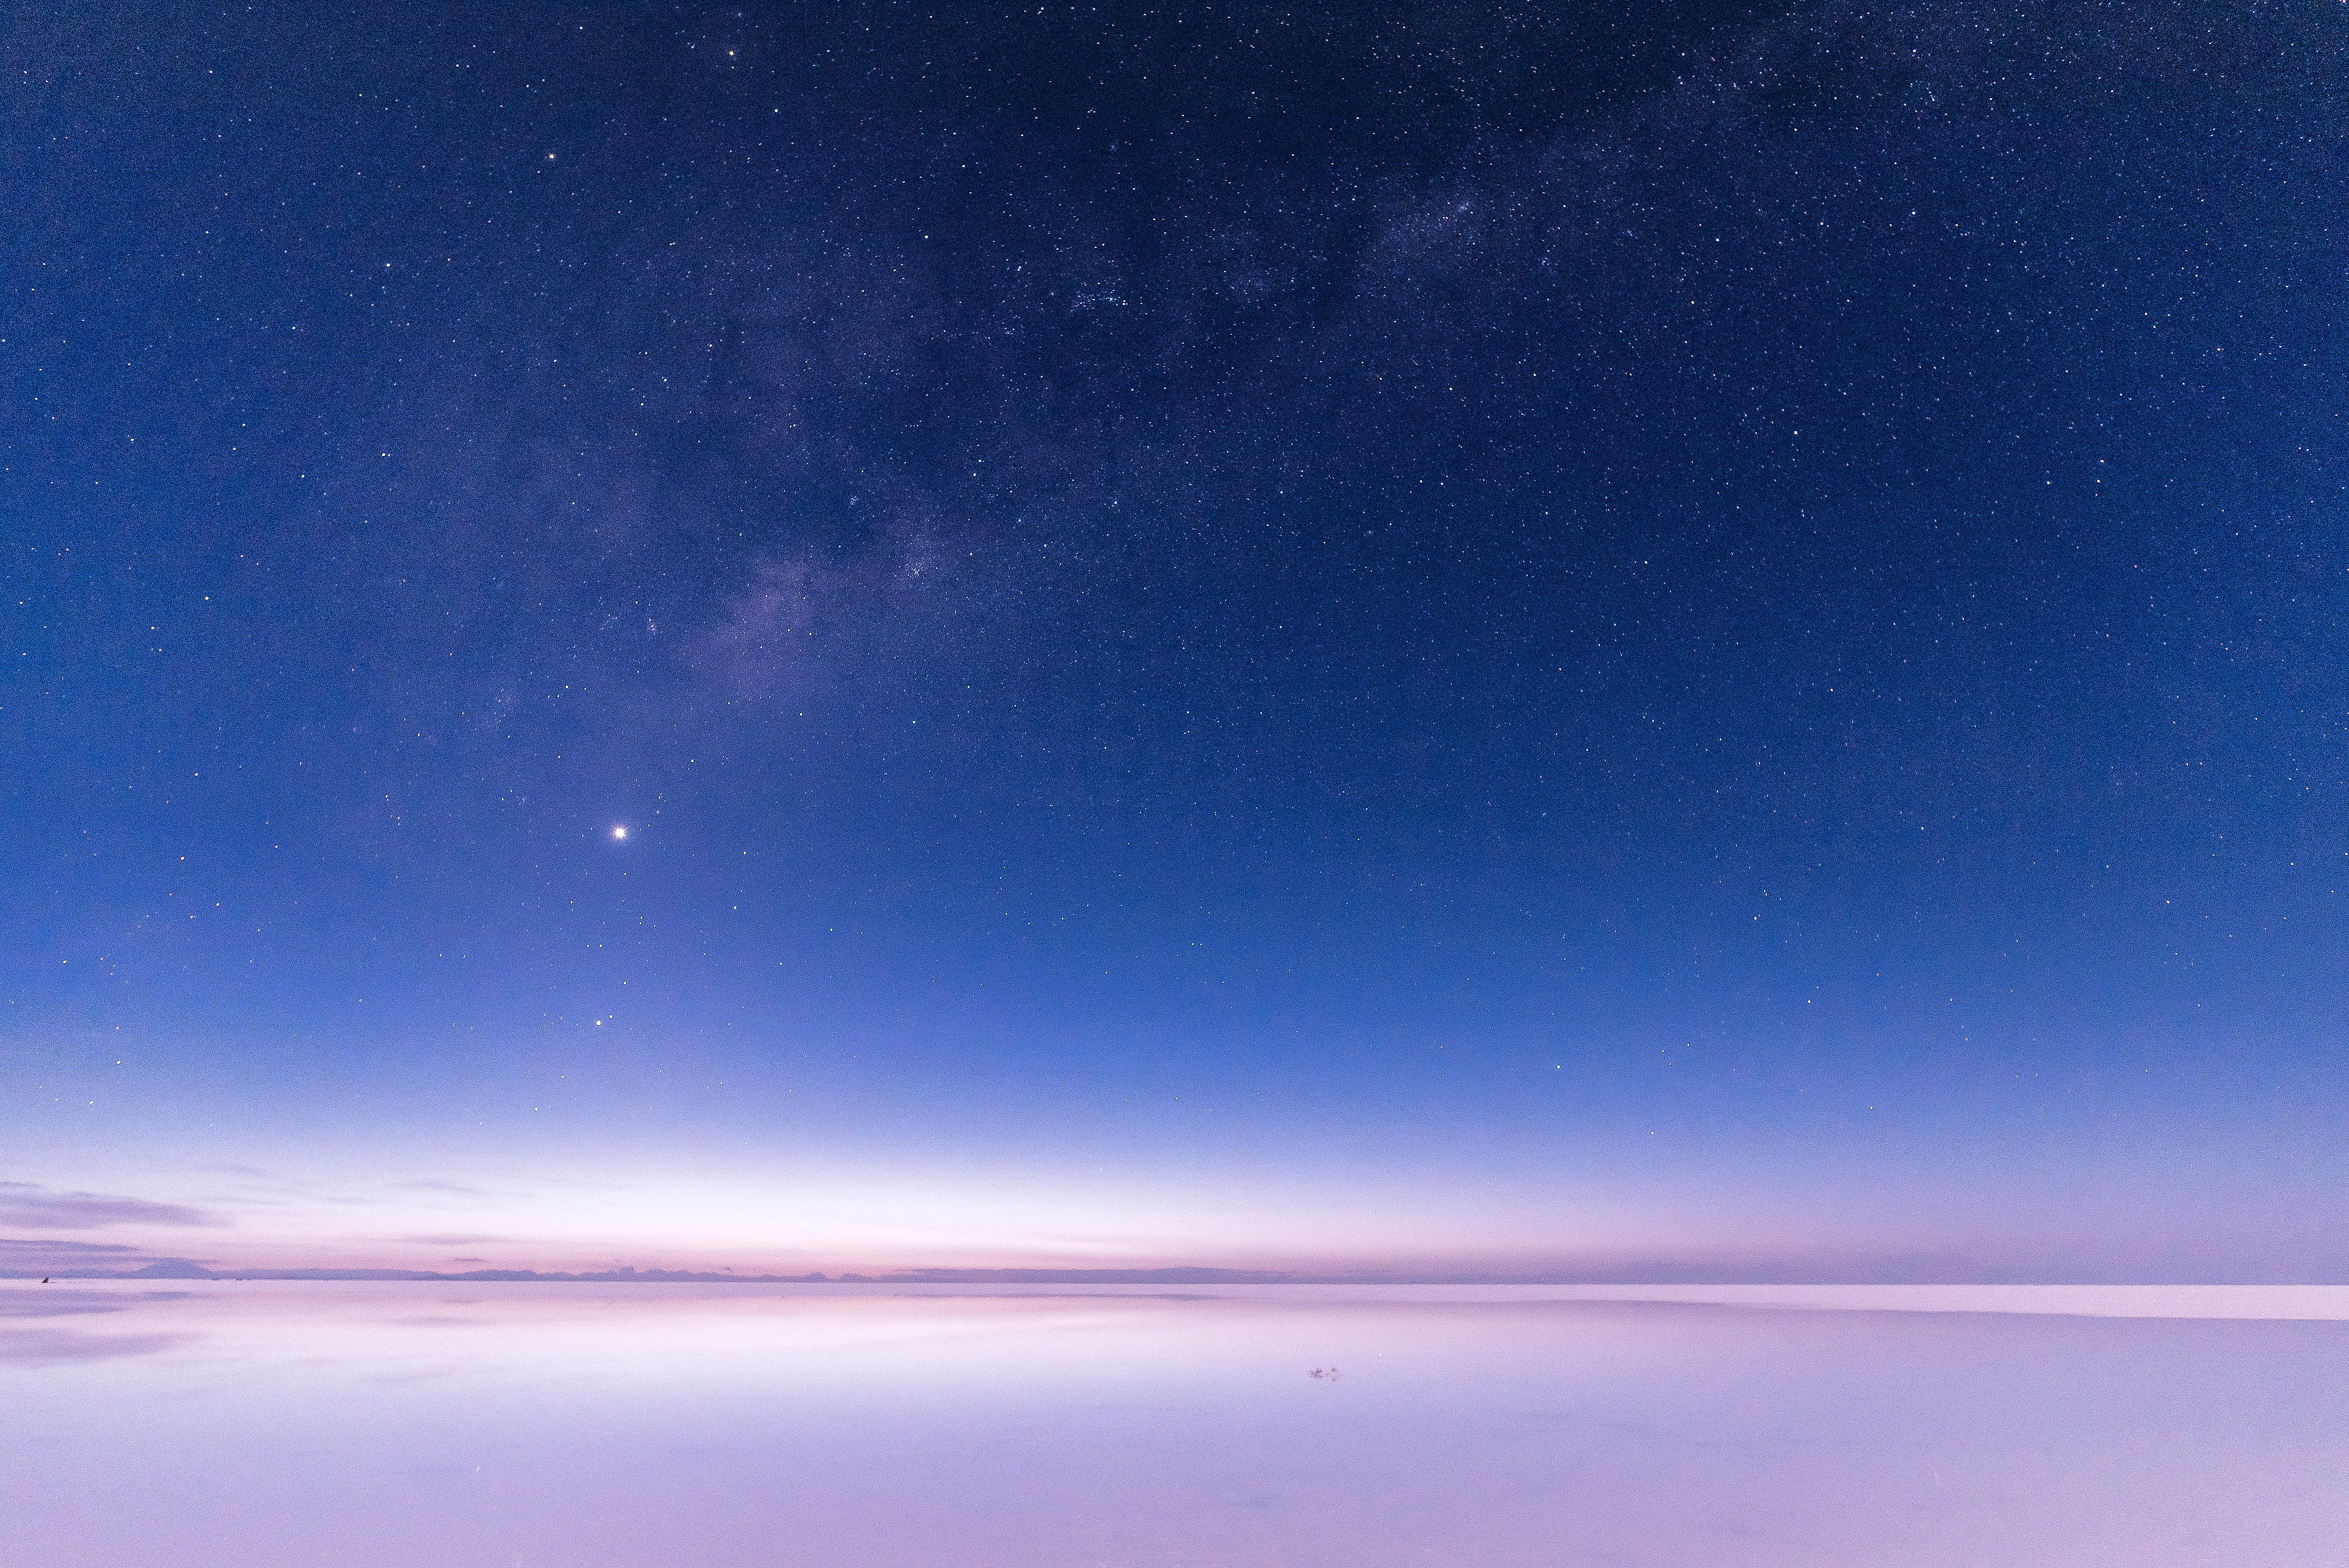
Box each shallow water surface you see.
[6,1283,2347,1566]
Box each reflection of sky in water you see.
[8,1285,2348,1566]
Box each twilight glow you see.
[7,2,2349,1289]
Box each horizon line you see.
[15,1264,2349,1287]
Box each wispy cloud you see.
[0,1237,216,1275]
[0,1183,223,1230]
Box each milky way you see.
[7,2,2348,1279]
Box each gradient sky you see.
[5,1,2347,1279]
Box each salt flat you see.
[6,1282,2345,1566]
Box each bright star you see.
[612,825,627,840]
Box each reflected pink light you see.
[5,1283,2348,1567]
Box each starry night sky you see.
[7,2,2349,1279]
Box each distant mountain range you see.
[4,1262,1300,1285]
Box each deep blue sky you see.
[6,2,2348,1279]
